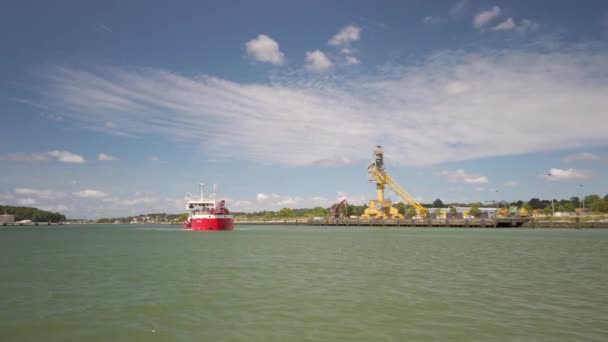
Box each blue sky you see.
[1,0,607,218]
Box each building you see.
[0,214,15,224]
[426,207,497,219]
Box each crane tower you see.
[361,146,426,219]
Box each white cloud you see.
[504,180,519,187]
[313,156,352,167]
[245,34,285,65]
[445,81,471,94]
[422,16,441,24]
[562,152,600,162]
[39,204,69,212]
[47,150,85,164]
[148,156,160,162]
[493,18,539,33]
[493,18,515,30]
[328,25,361,47]
[305,50,333,73]
[0,192,15,201]
[345,56,360,65]
[432,169,489,184]
[277,197,301,206]
[1,150,85,164]
[35,45,608,167]
[543,168,592,181]
[474,6,501,29]
[14,188,66,199]
[328,25,362,66]
[17,198,37,205]
[98,153,118,161]
[233,192,370,212]
[73,189,109,198]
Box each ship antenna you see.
[213,184,217,206]
[200,183,205,201]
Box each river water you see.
[1,225,607,341]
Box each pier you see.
[236,217,533,228]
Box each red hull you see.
[184,217,234,231]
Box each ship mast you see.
[199,183,205,201]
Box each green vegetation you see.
[0,205,65,222]
[96,213,187,224]
[469,203,482,218]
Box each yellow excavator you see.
[361,146,427,219]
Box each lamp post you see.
[547,173,555,216]
[578,184,584,212]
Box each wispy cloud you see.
[449,0,470,19]
[98,153,118,161]
[504,180,519,187]
[14,188,66,199]
[493,18,539,33]
[73,189,109,198]
[432,169,489,184]
[543,168,593,181]
[245,34,285,65]
[17,198,37,206]
[562,152,600,162]
[1,150,85,164]
[474,6,501,29]
[96,24,112,33]
[422,16,441,24]
[34,44,608,167]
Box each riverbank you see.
[236,218,608,228]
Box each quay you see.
[237,217,533,228]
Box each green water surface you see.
[1,225,607,341]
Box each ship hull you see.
[184,215,234,231]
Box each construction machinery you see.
[329,199,349,219]
[361,146,427,219]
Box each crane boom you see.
[369,165,425,212]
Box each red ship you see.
[183,184,234,231]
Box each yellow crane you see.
[361,146,427,219]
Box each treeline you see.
[96,213,187,224]
[0,205,66,222]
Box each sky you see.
[1,0,608,219]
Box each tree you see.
[394,202,406,215]
[469,203,482,218]
[558,202,575,212]
[450,207,457,217]
[585,195,601,205]
[432,198,445,208]
[529,198,542,209]
[277,208,293,218]
[570,196,580,208]
[405,206,417,218]
[590,198,608,213]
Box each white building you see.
[0,214,15,224]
